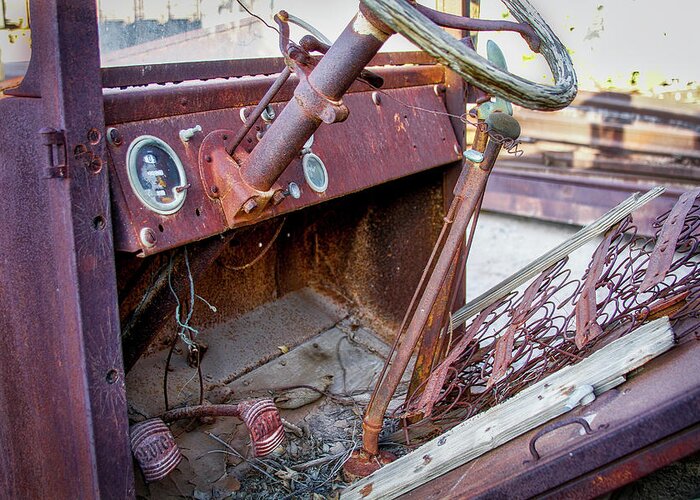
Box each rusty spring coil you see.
[397,190,700,428]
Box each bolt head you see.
[372,92,381,105]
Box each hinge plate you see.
[40,127,68,179]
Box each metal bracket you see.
[40,128,68,179]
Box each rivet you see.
[372,92,381,105]
[87,128,101,144]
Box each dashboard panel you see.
[105,78,460,256]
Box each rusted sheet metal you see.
[101,51,435,89]
[574,230,614,349]
[108,84,459,255]
[541,424,700,499]
[103,65,445,124]
[401,339,700,500]
[482,166,689,236]
[1,0,134,498]
[640,188,700,292]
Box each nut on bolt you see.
[242,198,259,214]
[272,190,286,205]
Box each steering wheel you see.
[361,0,577,111]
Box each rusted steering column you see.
[199,6,393,227]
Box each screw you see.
[139,227,157,248]
[372,92,381,105]
[105,369,119,384]
[205,154,212,163]
[210,185,220,197]
[242,198,258,214]
[87,128,101,144]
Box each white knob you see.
[179,125,202,143]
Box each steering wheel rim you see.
[361,0,577,111]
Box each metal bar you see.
[360,126,510,458]
[226,66,292,155]
[104,64,445,125]
[101,51,435,89]
[482,166,686,236]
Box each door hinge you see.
[40,127,68,179]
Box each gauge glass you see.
[127,135,187,214]
[302,153,328,193]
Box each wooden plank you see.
[342,317,674,500]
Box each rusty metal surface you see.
[103,65,445,125]
[541,424,700,499]
[402,339,700,499]
[107,84,459,255]
[130,419,182,483]
[101,51,435,89]
[356,118,519,460]
[400,191,700,426]
[0,0,134,498]
[482,166,689,236]
[120,232,236,372]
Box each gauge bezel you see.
[302,152,328,193]
[126,135,188,215]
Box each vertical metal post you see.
[0,0,134,497]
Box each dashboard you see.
[104,68,459,256]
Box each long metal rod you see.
[226,66,292,155]
[362,135,505,456]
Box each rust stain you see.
[360,483,374,497]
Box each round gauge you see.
[302,153,328,193]
[126,135,187,215]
